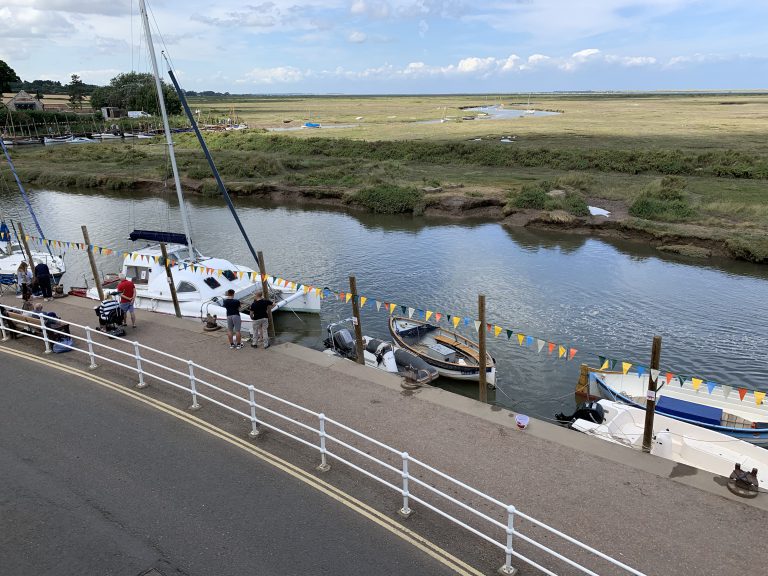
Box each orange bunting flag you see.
[426,311,433,321]
[452,316,460,328]
[517,333,525,346]
[548,342,555,355]
[738,388,748,401]
[568,348,577,361]
[435,312,442,322]
[359,296,367,308]
[345,293,352,304]
[493,325,502,337]
[622,362,632,375]
[665,372,674,385]
[600,359,609,370]
[755,391,766,406]
[691,378,703,391]
[558,345,566,359]
[389,303,396,314]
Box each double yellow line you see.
[0,345,484,576]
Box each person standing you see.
[16,261,32,298]
[34,261,53,301]
[222,289,243,349]
[249,290,273,349]
[116,273,137,328]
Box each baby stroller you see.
[95,295,126,338]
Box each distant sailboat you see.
[524,93,535,115]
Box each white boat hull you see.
[0,250,66,285]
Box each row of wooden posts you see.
[15,222,663,446]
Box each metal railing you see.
[0,302,645,576]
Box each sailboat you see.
[0,140,66,288]
[524,93,535,115]
[78,0,320,325]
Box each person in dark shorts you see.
[248,290,273,349]
[34,261,53,300]
[222,289,243,349]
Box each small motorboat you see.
[303,122,321,128]
[389,316,496,386]
[43,135,74,145]
[560,399,766,492]
[323,318,438,385]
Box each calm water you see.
[3,187,768,420]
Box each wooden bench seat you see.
[434,333,481,363]
[2,309,45,338]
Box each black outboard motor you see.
[555,401,606,425]
[323,324,357,360]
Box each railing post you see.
[499,505,518,575]
[134,341,147,388]
[248,385,260,438]
[188,360,201,410]
[316,413,331,472]
[39,314,52,354]
[398,451,412,518]
[85,327,98,369]
[0,308,9,341]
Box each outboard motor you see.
[555,401,605,425]
[323,324,357,360]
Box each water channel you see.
[3,187,767,421]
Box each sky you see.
[1,0,767,94]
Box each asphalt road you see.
[0,353,459,576]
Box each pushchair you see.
[95,295,126,338]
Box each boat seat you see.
[434,334,481,363]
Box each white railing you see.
[0,302,645,576]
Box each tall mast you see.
[138,0,195,260]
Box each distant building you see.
[7,90,44,111]
[101,107,125,119]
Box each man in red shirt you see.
[116,272,137,328]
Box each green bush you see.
[507,180,589,216]
[629,177,695,221]
[347,184,424,214]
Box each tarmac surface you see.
[1,292,766,576]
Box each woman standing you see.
[16,261,32,298]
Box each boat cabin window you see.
[176,281,198,293]
[125,265,150,285]
[203,277,221,289]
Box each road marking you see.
[0,345,485,576]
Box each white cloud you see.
[349,31,367,43]
[237,66,305,84]
[418,19,428,37]
[456,56,496,75]
[571,48,601,60]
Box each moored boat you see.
[564,398,766,491]
[389,316,496,386]
[580,366,768,445]
[324,318,438,385]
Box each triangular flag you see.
[401,305,407,315]
[434,313,442,322]
[755,391,766,406]
[548,342,555,355]
[677,375,687,387]
[600,359,609,370]
[376,301,382,312]
[650,369,660,381]
[622,362,631,375]
[637,366,646,378]
[493,325,502,337]
[568,348,577,361]
[706,381,717,395]
[558,345,566,359]
[452,316,460,328]
[738,388,748,401]
[506,330,513,339]
[389,303,396,314]
[345,293,352,304]
[536,339,545,353]
[464,318,470,326]
[408,307,415,319]
[426,310,433,321]
[473,320,481,332]
[526,336,534,347]
[359,296,367,308]
[691,378,703,391]
[517,334,525,346]
[721,385,732,399]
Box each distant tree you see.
[68,74,85,109]
[35,89,44,101]
[89,72,180,115]
[0,60,21,93]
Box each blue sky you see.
[1,0,767,93]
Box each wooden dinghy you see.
[389,316,496,386]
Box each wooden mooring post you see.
[349,275,364,365]
[159,242,181,318]
[478,294,487,403]
[15,221,35,282]
[257,251,275,338]
[642,336,663,453]
[81,225,104,301]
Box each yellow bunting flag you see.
[342,293,350,303]
[303,285,310,294]
[692,378,703,391]
[517,334,525,346]
[754,391,765,406]
[622,362,632,375]
[452,316,460,328]
[494,325,502,337]
[389,303,396,314]
[426,310,433,321]
[600,359,609,370]
[360,296,367,308]
[558,345,566,359]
